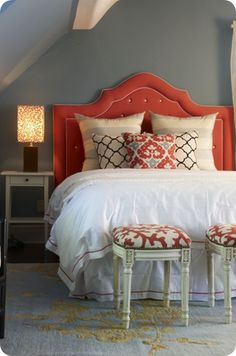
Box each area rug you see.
[1,263,236,356]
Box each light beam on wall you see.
[0,0,15,13]
[73,0,119,30]
[226,0,236,10]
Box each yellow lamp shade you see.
[17,105,44,144]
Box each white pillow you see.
[75,113,144,171]
[151,113,217,170]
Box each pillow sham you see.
[92,134,129,169]
[75,113,144,171]
[150,113,217,170]
[123,132,176,169]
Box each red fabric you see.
[206,224,236,247]
[123,133,176,169]
[53,72,235,185]
[112,224,191,249]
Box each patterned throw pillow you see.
[175,131,199,170]
[123,133,176,169]
[151,112,217,170]
[92,134,129,169]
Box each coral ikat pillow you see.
[123,133,176,169]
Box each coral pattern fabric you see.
[206,224,236,247]
[113,224,191,249]
[123,133,176,169]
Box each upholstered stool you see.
[206,224,236,324]
[112,224,191,329]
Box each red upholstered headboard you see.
[53,72,235,186]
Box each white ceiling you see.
[0,0,118,94]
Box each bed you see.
[46,72,236,302]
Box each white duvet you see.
[45,168,236,301]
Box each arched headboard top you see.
[53,72,235,185]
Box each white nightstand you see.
[1,171,53,242]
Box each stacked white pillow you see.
[75,111,217,171]
[151,112,217,170]
[74,113,144,171]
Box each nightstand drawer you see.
[10,175,44,185]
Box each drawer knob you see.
[25,178,29,182]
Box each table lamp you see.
[17,105,45,172]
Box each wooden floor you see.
[8,242,59,263]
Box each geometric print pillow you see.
[175,131,199,170]
[122,132,176,169]
[92,134,129,169]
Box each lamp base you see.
[23,146,38,172]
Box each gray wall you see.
[0,0,234,217]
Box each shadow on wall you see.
[216,17,234,105]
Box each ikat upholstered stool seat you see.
[206,224,236,324]
[112,224,192,329]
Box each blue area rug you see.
[0,263,236,356]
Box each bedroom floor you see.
[7,242,58,263]
[6,224,58,263]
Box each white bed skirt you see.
[47,244,236,302]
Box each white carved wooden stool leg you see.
[206,241,215,307]
[113,254,121,309]
[163,261,171,307]
[181,248,190,326]
[223,248,233,324]
[122,249,134,329]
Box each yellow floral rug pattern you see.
[4,264,221,356]
[9,298,220,356]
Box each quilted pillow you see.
[123,132,176,169]
[74,113,144,171]
[92,134,128,169]
[175,131,199,170]
[151,112,217,170]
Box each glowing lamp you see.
[17,105,45,172]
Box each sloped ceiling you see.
[0,0,76,93]
[0,0,119,94]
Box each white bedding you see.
[45,168,236,301]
